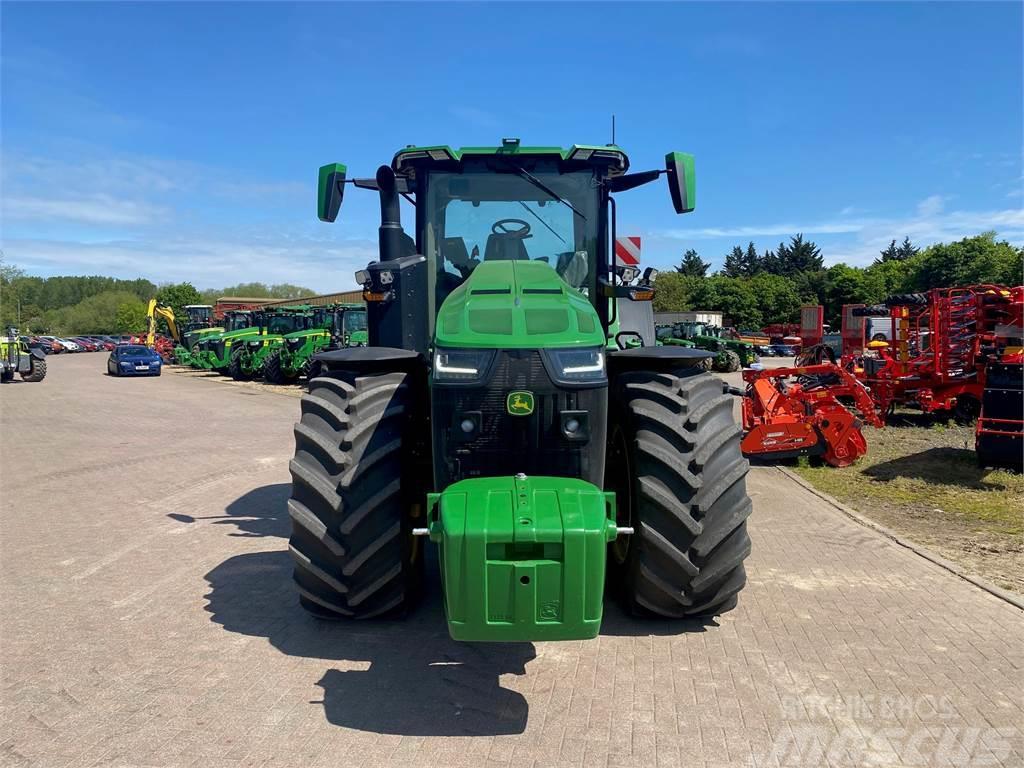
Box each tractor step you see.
[427,475,617,642]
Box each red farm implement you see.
[842,285,1023,421]
[740,359,883,467]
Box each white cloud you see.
[656,195,1024,266]
[0,235,379,290]
[916,194,946,217]
[3,194,170,226]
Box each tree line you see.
[0,261,314,335]
[656,232,1022,329]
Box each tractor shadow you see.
[167,483,290,538]
[863,447,1006,490]
[203,546,532,736]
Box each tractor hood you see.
[435,260,603,349]
[281,327,328,341]
[220,327,261,342]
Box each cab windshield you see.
[423,167,601,312]
[267,315,307,335]
[343,311,367,333]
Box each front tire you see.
[287,370,421,618]
[22,357,47,382]
[609,369,752,617]
[229,346,251,380]
[264,350,296,385]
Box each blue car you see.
[107,345,162,377]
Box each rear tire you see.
[21,357,46,382]
[1,369,13,383]
[263,350,296,384]
[723,351,742,372]
[287,370,421,618]
[609,369,752,618]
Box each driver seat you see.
[484,233,529,261]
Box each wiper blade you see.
[498,163,586,220]
[517,201,565,244]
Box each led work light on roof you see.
[427,148,454,162]
[502,138,520,147]
[568,147,594,161]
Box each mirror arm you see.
[606,169,664,193]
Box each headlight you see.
[433,347,495,383]
[542,347,606,384]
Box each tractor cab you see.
[291,141,750,643]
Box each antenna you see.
[611,114,616,145]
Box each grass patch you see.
[793,410,1023,591]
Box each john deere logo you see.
[506,391,534,416]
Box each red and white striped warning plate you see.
[614,236,641,266]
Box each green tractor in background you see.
[264,303,367,384]
[194,310,260,373]
[229,306,316,380]
[174,305,221,366]
[658,321,757,372]
[284,141,752,642]
[1,328,46,383]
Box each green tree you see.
[742,242,762,276]
[155,282,202,322]
[896,236,919,261]
[878,239,901,263]
[115,299,149,333]
[676,249,710,277]
[749,273,802,325]
[721,246,745,278]
[877,236,919,264]
[652,272,695,312]
[775,234,824,275]
[906,233,1023,291]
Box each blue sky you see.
[2,2,1021,291]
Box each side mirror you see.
[318,163,347,222]
[665,152,695,214]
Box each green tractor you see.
[264,303,367,385]
[194,310,260,373]
[1,328,46,383]
[174,305,221,366]
[229,306,316,380]
[286,141,752,642]
[661,321,757,372]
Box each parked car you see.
[57,338,82,352]
[769,344,798,357]
[71,337,99,351]
[107,344,163,376]
[36,336,65,353]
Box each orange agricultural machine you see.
[841,285,1022,421]
[740,357,883,467]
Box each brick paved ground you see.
[2,354,1021,767]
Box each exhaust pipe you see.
[376,165,403,263]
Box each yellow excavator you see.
[145,299,180,348]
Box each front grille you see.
[431,350,606,487]
[211,340,226,359]
[287,338,304,352]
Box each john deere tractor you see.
[195,310,260,373]
[1,328,46,383]
[287,141,752,641]
[174,305,221,366]
[662,321,757,372]
[229,306,315,380]
[264,303,367,384]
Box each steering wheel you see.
[491,218,532,238]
